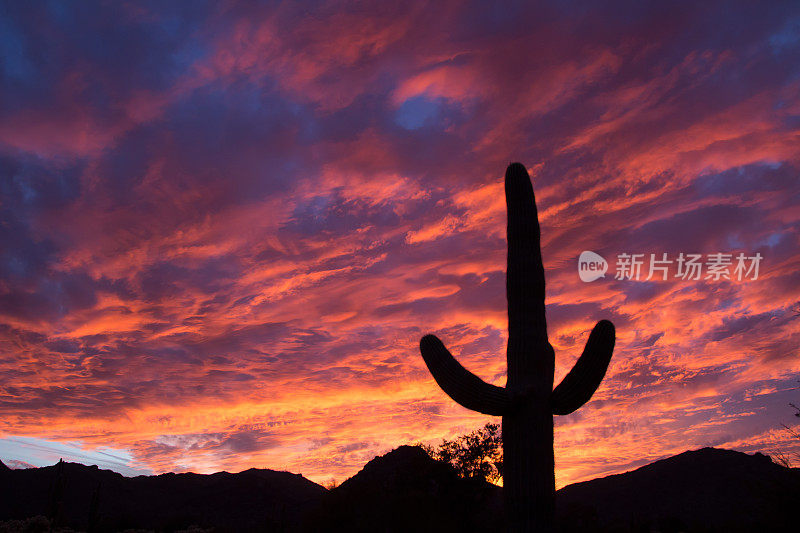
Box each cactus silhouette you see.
[47,458,66,526]
[419,162,615,532]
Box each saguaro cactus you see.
[47,458,66,525]
[419,163,615,532]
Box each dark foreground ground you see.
[1,446,798,532]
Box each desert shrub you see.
[424,422,503,483]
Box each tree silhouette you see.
[772,401,800,468]
[428,422,503,483]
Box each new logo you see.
[578,251,608,282]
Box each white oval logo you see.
[578,251,607,282]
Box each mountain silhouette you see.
[1,447,798,532]
[555,447,800,532]
[309,445,502,531]
[0,460,326,532]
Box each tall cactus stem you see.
[419,162,616,532]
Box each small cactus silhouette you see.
[47,458,66,525]
[419,163,615,532]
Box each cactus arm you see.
[420,334,510,416]
[551,319,615,415]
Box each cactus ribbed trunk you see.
[504,161,555,532]
[503,403,553,532]
[419,162,616,532]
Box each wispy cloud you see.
[1,0,799,486]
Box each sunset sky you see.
[1,1,799,488]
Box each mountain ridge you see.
[2,446,798,532]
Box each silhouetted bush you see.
[424,422,503,483]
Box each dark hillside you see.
[2,447,798,532]
[315,445,502,532]
[0,460,326,532]
[556,447,800,532]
